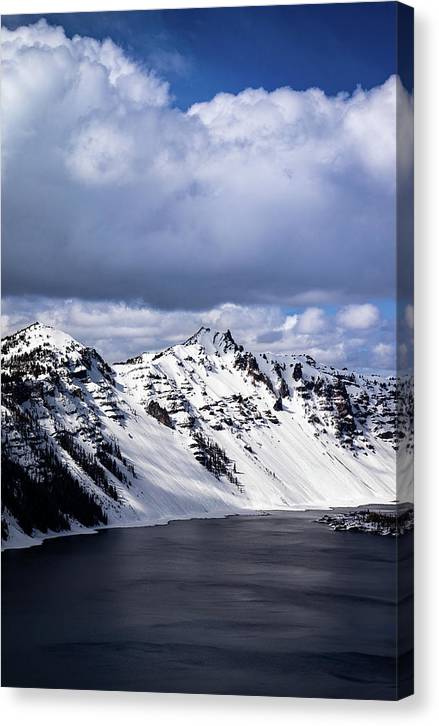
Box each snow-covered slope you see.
[1,323,413,549]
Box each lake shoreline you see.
[1,499,412,553]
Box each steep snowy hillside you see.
[117,326,413,506]
[1,323,413,549]
[1,324,249,548]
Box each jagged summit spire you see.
[183,326,212,346]
[222,328,239,348]
[183,326,242,354]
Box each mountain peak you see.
[2,321,116,387]
[10,320,52,335]
[2,321,83,360]
[183,326,242,354]
[183,326,212,346]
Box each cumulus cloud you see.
[405,304,414,329]
[373,342,394,369]
[1,20,411,310]
[296,307,326,334]
[336,303,380,330]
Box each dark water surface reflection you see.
[2,511,413,699]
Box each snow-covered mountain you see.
[1,323,413,549]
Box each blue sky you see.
[2,3,409,109]
[1,4,413,369]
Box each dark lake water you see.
[1,511,413,699]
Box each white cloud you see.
[398,343,409,369]
[373,342,394,368]
[1,20,411,310]
[405,304,414,329]
[66,122,136,185]
[306,343,347,366]
[281,315,298,332]
[296,307,326,334]
[148,49,191,78]
[336,304,380,330]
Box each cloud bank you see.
[1,20,411,311]
[336,303,380,330]
[1,296,396,371]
